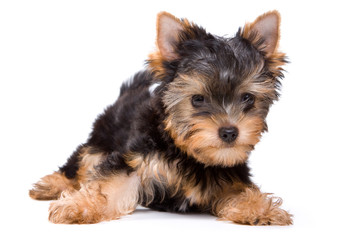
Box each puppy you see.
[30,11,292,225]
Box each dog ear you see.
[156,12,184,61]
[243,11,281,55]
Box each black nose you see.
[218,127,239,143]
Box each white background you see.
[1,0,359,239]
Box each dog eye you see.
[191,95,205,107]
[241,93,255,106]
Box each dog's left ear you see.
[148,12,187,77]
[243,10,281,55]
[156,12,184,61]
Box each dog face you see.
[149,12,286,167]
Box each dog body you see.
[30,11,292,225]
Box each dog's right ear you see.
[156,12,184,61]
[242,10,281,56]
[240,11,286,79]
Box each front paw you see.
[251,197,293,226]
[216,189,293,226]
[48,191,103,224]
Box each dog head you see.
[149,11,287,167]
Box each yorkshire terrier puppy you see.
[29,11,292,225]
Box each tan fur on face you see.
[163,74,265,167]
[179,116,263,167]
[213,187,293,226]
[235,61,279,100]
[49,172,140,224]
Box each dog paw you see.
[216,189,293,226]
[250,198,293,226]
[48,191,104,224]
[237,197,292,226]
[29,172,76,200]
[49,200,81,224]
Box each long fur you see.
[30,11,292,225]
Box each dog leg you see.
[29,146,107,201]
[213,187,293,226]
[49,171,140,224]
[29,171,79,200]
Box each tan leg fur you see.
[29,172,79,200]
[213,187,293,226]
[49,172,140,224]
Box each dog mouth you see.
[220,142,236,148]
[192,145,253,167]
[194,143,254,154]
[209,141,254,149]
